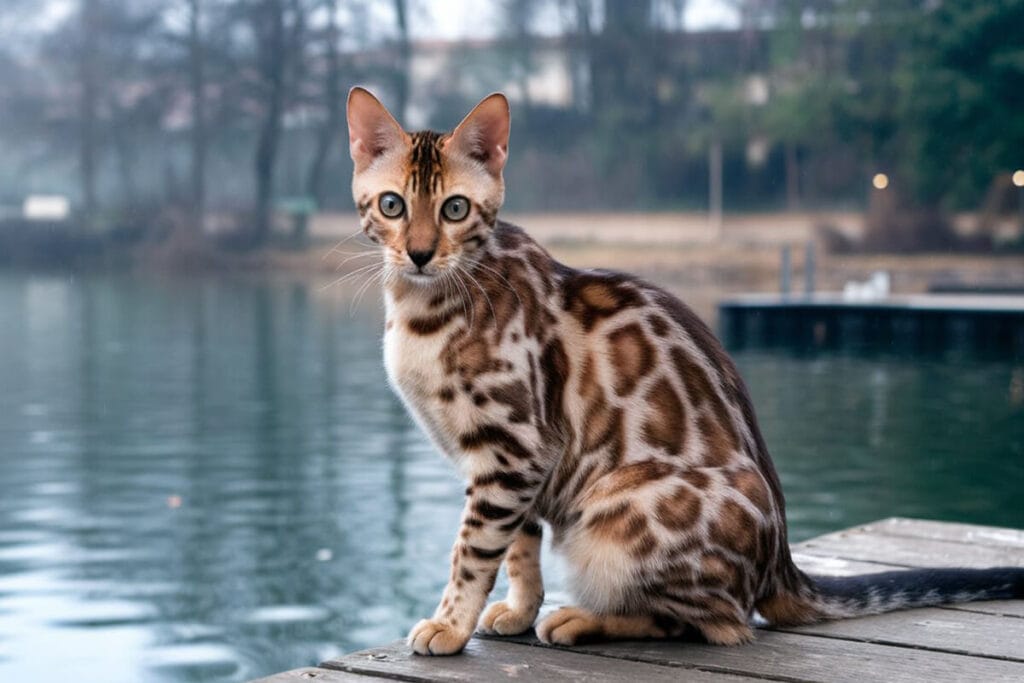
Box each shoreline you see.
[4,211,1022,325]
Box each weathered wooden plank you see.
[864,517,1024,550]
[249,667,379,683]
[935,600,1024,619]
[792,550,904,575]
[258,519,1024,683]
[792,551,1024,618]
[323,638,763,682]
[496,630,1024,683]
[779,606,1024,661]
[796,527,1024,568]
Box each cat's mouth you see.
[399,267,440,284]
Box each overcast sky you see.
[415,0,739,39]
[24,0,740,42]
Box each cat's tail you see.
[758,566,1024,625]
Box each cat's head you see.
[346,87,510,286]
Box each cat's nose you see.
[408,249,435,268]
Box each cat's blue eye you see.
[441,196,470,222]
[378,192,405,218]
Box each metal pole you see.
[709,137,723,239]
[804,241,816,297]
[1013,170,1024,231]
[780,245,791,297]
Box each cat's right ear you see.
[347,87,408,172]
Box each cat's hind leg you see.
[692,618,754,645]
[478,519,545,636]
[535,606,670,645]
[535,606,752,647]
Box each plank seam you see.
[794,550,922,569]
[319,659,425,683]
[863,528,1024,552]
[487,637,812,683]
[935,604,1024,620]
[771,628,1024,664]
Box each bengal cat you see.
[345,87,1024,656]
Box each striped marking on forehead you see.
[409,130,446,195]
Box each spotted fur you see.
[345,87,1024,656]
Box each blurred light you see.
[23,195,70,221]
[745,75,769,106]
[167,495,182,509]
[315,548,333,562]
[746,136,769,167]
[1012,170,1024,187]
[872,173,889,190]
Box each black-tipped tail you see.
[811,567,1024,619]
[758,566,1024,626]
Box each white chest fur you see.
[382,290,541,477]
[383,295,463,458]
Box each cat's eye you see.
[441,196,470,222]
[378,192,405,218]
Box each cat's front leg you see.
[408,465,542,655]
[479,518,544,636]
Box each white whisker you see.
[323,227,372,259]
[451,268,475,330]
[318,261,381,292]
[472,259,524,312]
[456,263,497,326]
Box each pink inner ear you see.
[347,88,406,169]
[449,94,510,175]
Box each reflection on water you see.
[0,272,1021,682]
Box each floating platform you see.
[719,293,1024,358]
[254,517,1024,683]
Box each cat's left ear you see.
[446,93,510,177]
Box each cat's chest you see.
[383,300,530,463]
[383,319,451,401]
[383,310,482,457]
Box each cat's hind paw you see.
[536,606,667,646]
[407,618,471,656]
[478,601,538,636]
[535,606,602,646]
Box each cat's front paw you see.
[478,601,538,636]
[407,618,471,656]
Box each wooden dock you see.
[719,293,1024,357]
[253,517,1024,683]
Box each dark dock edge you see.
[718,293,1024,357]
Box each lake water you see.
[1,272,1022,682]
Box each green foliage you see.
[901,0,1024,206]
[1,0,1022,225]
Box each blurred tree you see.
[79,0,99,229]
[392,0,412,122]
[188,0,207,232]
[501,0,541,113]
[58,1,167,222]
[591,0,655,114]
[246,0,307,246]
[305,0,343,206]
[556,0,595,112]
[901,0,1024,207]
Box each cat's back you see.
[493,221,767,473]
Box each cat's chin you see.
[399,270,441,286]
